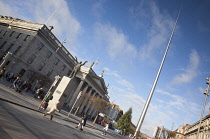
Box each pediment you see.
[91,75,107,91]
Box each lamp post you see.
[56,39,66,52]
[196,77,210,139]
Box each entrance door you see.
[19,69,26,77]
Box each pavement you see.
[0,78,128,139]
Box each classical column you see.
[91,110,98,119]
[74,84,89,108]
[68,80,84,108]
[84,92,97,114]
[78,88,93,114]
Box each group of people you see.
[0,67,110,136]
[0,68,32,93]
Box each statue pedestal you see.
[48,76,74,110]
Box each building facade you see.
[185,114,210,139]
[0,15,110,118]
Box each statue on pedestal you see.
[69,56,87,79]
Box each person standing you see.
[102,123,109,136]
[75,114,87,131]
[0,67,6,79]
[43,100,60,120]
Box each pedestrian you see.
[0,67,6,79]
[102,123,109,136]
[8,73,14,82]
[44,92,53,101]
[34,87,43,99]
[41,100,49,110]
[41,92,53,110]
[43,100,60,120]
[75,114,87,131]
[19,81,28,93]
[16,78,24,93]
[5,70,10,80]
[10,76,20,90]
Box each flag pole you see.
[92,57,99,69]
[133,3,182,138]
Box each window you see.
[16,33,22,39]
[14,46,22,55]
[47,68,53,76]
[24,35,30,41]
[54,58,59,65]
[6,44,13,52]
[46,51,52,58]
[3,31,7,36]
[37,43,43,51]
[62,65,66,71]
[19,69,26,77]
[10,31,14,37]
[67,70,72,76]
[0,41,6,49]
[38,62,45,71]
[28,54,36,64]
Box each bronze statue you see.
[69,56,87,79]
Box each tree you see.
[115,107,132,132]
[168,131,176,138]
[91,97,111,126]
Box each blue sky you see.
[1,0,210,136]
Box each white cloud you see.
[94,23,138,65]
[104,67,135,90]
[156,89,200,114]
[137,2,174,63]
[0,0,81,50]
[171,50,200,85]
[91,0,106,19]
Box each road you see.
[0,79,128,139]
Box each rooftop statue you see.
[69,56,87,79]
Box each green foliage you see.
[115,107,132,132]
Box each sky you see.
[1,0,210,137]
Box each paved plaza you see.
[0,79,128,139]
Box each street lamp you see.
[196,77,210,139]
[56,39,66,52]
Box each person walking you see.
[43,100,60,120]
[10,76,20,90]
[41,92,53,110]
[75,114,87,131]
[34,87,43,99]
[102,123,109,136]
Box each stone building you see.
[0,15,110,118]
[175,124,191,139]
[185,114,210,139]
